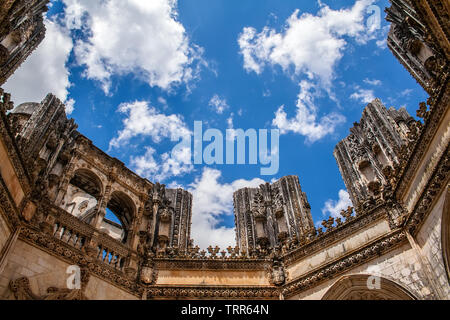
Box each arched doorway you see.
[322,274,416,300]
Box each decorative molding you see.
[282,231,407,298]
[282,205,386,266]
[141,286,280,300]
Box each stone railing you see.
[47,204,133,272]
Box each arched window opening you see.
[102,192,135,244]
[358,159,376,183]
[63,169,103,224]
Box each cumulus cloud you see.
[109,100,191,148]
[350,87,376,104]
[110,100,193,181]
[363,78,381,86]
[272,80,345,142]
[4,19,74,113]
[130,145,193,182]
[322,189,352,218]
[62,0,203,93]
[188,168,265,249]
[238,0,376,86]
[208,94,229,114]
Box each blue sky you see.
[4,0,427,248]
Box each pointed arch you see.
[322,274,416,300]
[65,169,104,221]
[69,168,103,199]
[103,191,136,243]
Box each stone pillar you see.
[92,185,111,229]
[128,205,144,251]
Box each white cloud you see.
[400,89,413,97]
[350,87,375,104]
[130,144,193,182]
[208,94,229,114]
[322,189,352,218]
[4,19,74,113]
[188,168,265,249]
[109,100,191,149]
[363,78,381,86]
[131,147,159,176]
[238,0,376,86]
[227,113,234,129]
[62,0,203,93]
[64,98,75,114]
[272,80,345,142]
[167,181,184,189]
[109,100,193,181]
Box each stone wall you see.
[416,189,450,298]
[84,275,138,300]
[288,243,435,300]
[0,239,140,300]
[0,137,24,206]
[285,218,392,282]
[156,270,270,286]
[0,240,71,298]
[402,106,449,213]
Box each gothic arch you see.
[104,191,136,243]
[322,274,416,300]
[441,185,450,282]
[69,168,103,199]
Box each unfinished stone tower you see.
[334,99,417,215]
[0,0,49,85]
[233,176,315,255]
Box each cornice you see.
[405,143,450,236]
[395,74,449,201]
[281,230,408,298]
[154,258,271,271]
[141,285,280,300]
[282,204,387,266]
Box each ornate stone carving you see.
[9,276,88,300]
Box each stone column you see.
[92,185,111,229]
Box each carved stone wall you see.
[0,0,49,85]
[334,100,415,214]
[386,0,447,95]
[416,187,450,297]
[288,243,437,300]
[0,239,72,298]
[233,176,315,255]
[6,92,194,280]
